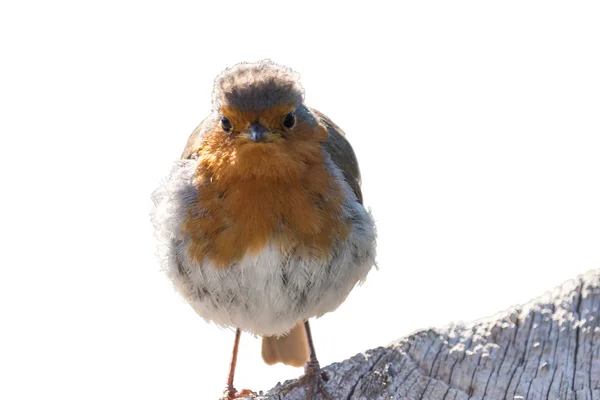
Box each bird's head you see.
[197,60,328,181]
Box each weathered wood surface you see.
[254,269,600,399]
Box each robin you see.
[152,60,377,399]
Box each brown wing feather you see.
[312,108,363,204]
[180,115,214,160]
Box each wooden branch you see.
[253,269,600,399]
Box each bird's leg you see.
[222,329,256,399]
[220,329,256,400]
[222,328,242,399]
[281,320,329,399]
[303,320,329,399]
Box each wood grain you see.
[248,269,600,399]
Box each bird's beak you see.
[249,123,268,142]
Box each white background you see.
[1,1,599,399]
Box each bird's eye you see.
[282,111,296,130]
[221,116,232,133]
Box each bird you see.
[151,60,377,399]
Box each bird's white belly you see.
[152,159,377,336]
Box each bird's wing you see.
[311,108,363,204]
[180,114,214,160]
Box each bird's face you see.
[218,104,298,145]
[193,60,330,182]
[198,103,327,181]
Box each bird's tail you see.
[261,322,309,367]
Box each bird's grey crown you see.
[212,59,304,112]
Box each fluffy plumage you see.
[212,60,304,112]
[151,60,377,369]
[151,153,376,336]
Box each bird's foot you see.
[222,386,256,400]
[280,360,330,400]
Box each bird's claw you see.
[280,361,330,400]
[222,387,257,399]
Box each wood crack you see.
[573,282,583,392]
[259,270,600,400]
[345,350,386,400]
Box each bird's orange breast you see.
[182,123,352,268]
